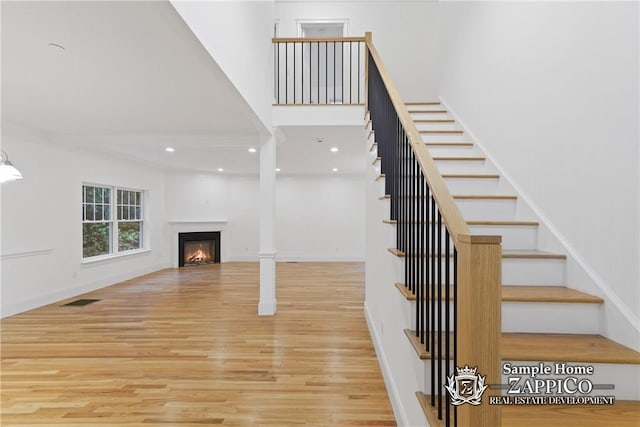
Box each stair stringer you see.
[364,124,428,427]
[439,96,640,352]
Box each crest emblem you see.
[445,365,488,406]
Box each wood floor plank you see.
[1,262,396,426]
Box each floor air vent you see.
[63,299,101,306]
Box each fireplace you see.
[178,232,220,267]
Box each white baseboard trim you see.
[364,301,408,427]
[0,262,171,318]
[439,96,640,344]
[225,255,365,262]
[276,255,365,262]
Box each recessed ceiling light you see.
[316,138,324,143]
[332,168,338,172]
[275,168,281,172]
[330,147,339,153]
[217,168,224,172]
[165,147,175,152]
[248,147,257,153]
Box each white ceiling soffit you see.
[1,1,262,138]
[276,125,366,175]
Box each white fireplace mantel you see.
[168,220,228,267]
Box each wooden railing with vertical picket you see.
[272,37,366,105]
[272,33,502,427]
[364,32,502,427]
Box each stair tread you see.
[433,156,485,161]
[405,330,640,364]
[405,101,440,105]
[414,119,455,123]
[502,333,640,364]
[388,248,566,260]
[454,194,517,200]
[409,109,447,114]
[396,283,601,304]
[384,219,538,227]
[375,174,385,182]
[425,142,473,147]
[442,173,500,179]
[502,249,566,260]
[417,393,640,427]
[502,285,603,303]
[501,400,640,427]
[420,129,464,134]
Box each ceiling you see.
[1,1,365,176]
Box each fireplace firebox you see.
[178,231,220,267]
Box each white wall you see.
[164,172,365,261]
[438,2,639,328]
[171,1,274,131]
[276,174,365,261]
[275,0,439,101]
[0,125,170,317]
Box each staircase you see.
[365,101,640,426]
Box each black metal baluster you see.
[430,196,436,406]
[358,41,361,103]
[445,227,451,426]
[333,41,336,104]
[437,209,443,419]
[424,184,430,349]
[309,41,312,103]
[325,42,328,104]
[453,247,458,427]
[349,41,353,104]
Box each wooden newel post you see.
[456,234,502,426]
[364,32,372,111]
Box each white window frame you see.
[82,183,147,263]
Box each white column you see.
[258,132,277,316]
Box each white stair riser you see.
[408,105,445,112]
[436,160,489,174]
[405,299,599,335]
[443,178,500,194]
[455,199,517,221]
[502,302,599,334]
[397,257,566,286]
[414,122,458,131]
[500,361,640,400]
[502,258,565,285]
[422,133,467,143]
[410,112,449,120]
[427,146,477,157]
[469,224,538,250]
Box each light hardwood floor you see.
[1,262,397,426]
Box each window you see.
[82,184,144,259]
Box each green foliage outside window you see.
[83,223,111,258]
[118,222,142,252]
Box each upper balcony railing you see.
[273,37,366,105]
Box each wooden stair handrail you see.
[364,33,470,243]
[272,36,366,43]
